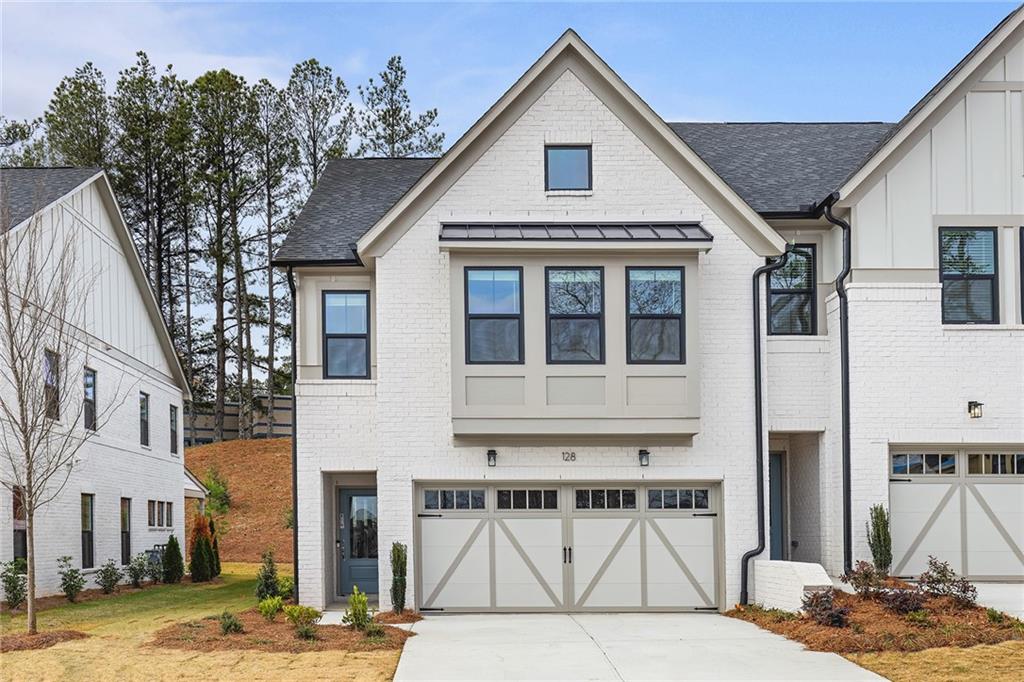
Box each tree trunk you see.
[214,199,226,443]
[266,185,276,438]
[26,507,36,634]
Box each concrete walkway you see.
[394,614,881,681]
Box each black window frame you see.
[625,266,686,365]
[939,226,999,325]
[139,391,150,446]
[768,244,817,335]
[322,289,371,379]
[44,349,60,420]
[545,266,605,365]
[81,493,94,569]
[169,404,179,455]
[166,501,173,527]
[544,144,592,191]
[83,367,97,431]
[120,497,131,565]
[12,485,26,561]
[464,266,525,365]
[157,501,165,528]
[147,500,156,527]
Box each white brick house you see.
[0,168,190,596]
[276,8,1024,612]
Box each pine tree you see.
[162,535,185,584]
[0,117,51,166]
[44,62,112,167]
[286,58,354,191]
[208,516,222,577]
[356,56,444,158]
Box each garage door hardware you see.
[418,513,443,518]
[693,512,717,517]
[562,546,573,563]
[889,478,912,483]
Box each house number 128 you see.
[562,451,576,462]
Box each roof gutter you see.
[287,266,300,601]
[741,243,794,605]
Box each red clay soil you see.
[374,610,423,625]
[149,609,411,654]
[185,439,293,563]
[728,592,1024,654]
[0,629,88,653]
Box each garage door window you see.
[648,488,709,510]
[891,453,956,475]
[423,488,486,510]
[968,453,1023,475]
[574,488,637,510]
[497,488,558,510]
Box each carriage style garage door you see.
[414,483,720,612]
[889,449,1024,580]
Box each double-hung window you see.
[120,498,131,565]
[627,267,685,363]
[323,291,370,378]
[939,227,998,324]
[465,268,523,363]
[148,500,156,527]
[546,267,604,363]
[545,145,591,191]
[83,368,96,431]
[157,501,165,527]
[44,349,60,420]
[12,486,26,560]
[170,405,179,454]
[81,493,94,569]
[768,245,816,335]
[139,392,150,446]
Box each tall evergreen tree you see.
[356,56,444,158]
[286,59,354,190]
[0,117,51,166]
[44,62,111,167]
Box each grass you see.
[847,641,1024,682]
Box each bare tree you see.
[0,203,128,634]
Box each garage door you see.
[415,483,720,612]
[889,450,1024,580]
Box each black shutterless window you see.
[139,392,150,446]
[769,245,817,335]
[627,267,685,363]
[81,493,94,569]
[939,227,998,324]
[44,349,60,420]
[323,291,370,378]
[83,368,96,431]
[120,498,131,565]
[546,267,604,363]
[465,267,523,363]
[545,145,591,191]
[169,405,179,454]
[12,486,26,560]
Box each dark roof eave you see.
[271,257,363,268]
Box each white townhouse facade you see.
[276,8,1024,613]
[0,168,190,596]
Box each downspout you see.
[822,193,853,575]
[740,244,794,605]
[287,266,299,601]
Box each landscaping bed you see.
[150,608,412,654]
[374,610,423,625]
[0,629,87,653]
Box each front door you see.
[338,489,378,595]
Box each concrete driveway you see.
[394,614,880,681]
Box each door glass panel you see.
[497,490,511,509]
[441,490,455,509]
[925,454,940,474]
[606,489,621,509]
[908,454,924,475]
[455,490,470,510]
[424,490,439,510]
[694,489,709,509]
[941,455,956,474]
[512,490,527,509]
[543,490,558,509]
[349,496,377,559]
[663,489,678,509]
[679,489,693,509]
[622,489,637,509]
[471,489,486,509]
[575,490,590,509]
[648,489,662,510]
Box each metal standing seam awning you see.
[439,222,714,242]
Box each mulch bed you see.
[728,591,1024,654]
[149,608,412,654]
[0,630,88,653]
[374,610,423,625]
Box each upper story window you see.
[323,291,370,379]
[546,267,604,364]
[44,349,60,420]
[466,268,523,364]
[769,245,816,335]
[169,405,179,455]
[627,267,684,363]
[139,392,150,446]
[545,145,591,191]
[939,227,998,324]
[83,368,96,431]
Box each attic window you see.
[545,145,591,191]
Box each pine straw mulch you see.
[373,610,423,625]
[0,629,88,652]
[727,591,1024,654]
[149,608,413,654]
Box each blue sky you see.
[1,2,1018,145]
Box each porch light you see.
[487,449,497,467]
[968,401,983,419]
[638,449,650,467]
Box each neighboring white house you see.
[0,167,190,596]
[275,7,1024,612]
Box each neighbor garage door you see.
[889,449,1024,580]
[415,483,720,612]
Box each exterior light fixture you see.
[968,401,983,419]
[487,449,497,467]
[638,449,650,467]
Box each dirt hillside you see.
[185,438,293,563]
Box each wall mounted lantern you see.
[487,449,497,467]
[638,449,650,467]
[968,401,983,419]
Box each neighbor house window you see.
[169,405,179,454]
[120,498,131,565]
[939,227,998,324]
[323,291,370,378]
[546,267,604,363]
[627,267,684,363]
[81,494,94,569]
[465,267,523,364]
[44,349,60,419]
[545,145,591,191]
[12,486,27,560]
[139,392,150,446]
[769,245,816,335]
[147,500,156,527]
[83,368,96,431]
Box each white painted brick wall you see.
[753,559,831,612]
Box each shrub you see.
[801,588,849,628]
[987,608,1005,624]
[880,587,927,614]
[208,516,222,577]
[57,556,86,603]
[259,596,284,621]
[865,504,892,574]
[391,542,407,614]
[219,610,243,634]
[126,553,148,588]
[342,586,370,630]
[255,550,280,601]
[203,467,231,514]
[162,535,185,584]
[906,609,932,627]
[190,534,214,582]
[278,575,295,600]
[296,624,317,640]
[284,604,322,640]
[1,558,28,610]
[365,621,386,640]
[283,508,294,530]
[95,559,123,594]
[840,560,885,597]
[918,556,977,608]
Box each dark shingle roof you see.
[1,167,101,231]
[669,122,895,214]
[439,222,712,242]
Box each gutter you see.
[287,266,300,601]
[740,244,794,605]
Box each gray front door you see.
[338,489,378,595]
